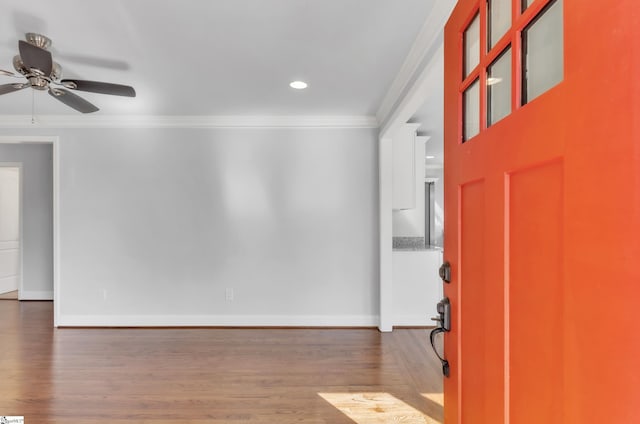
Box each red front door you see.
[443,0,640,422]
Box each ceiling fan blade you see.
[0,69,16,77]
[19,40,53,75]
[0,83,28,96]
[48,88,99,113]
[61,79,136,97]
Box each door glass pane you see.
[522,0,563,104]
[463,79,480,141]
[464,13,480,78]
[488,0,511,49]
[522,0,535,12]
[488,47,512,126]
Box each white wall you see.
[2,127,379,326]
[0,144,53,299]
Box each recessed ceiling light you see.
[426,155,436,159]
[290,80,308,89]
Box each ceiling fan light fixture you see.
[289,80,308,90]
[51,63,62,81]
[25,33,52,50]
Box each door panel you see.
[460,180,487,422]
[508,161,563,423]
[444,0,640,423]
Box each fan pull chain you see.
[31,88,35,124]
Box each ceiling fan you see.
[0,33,136,113]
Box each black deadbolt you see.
[439,261,451,283]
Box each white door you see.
[0,166,20,295]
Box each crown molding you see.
[0,114,379,129]
[376,0,456,128]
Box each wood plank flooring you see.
[0,301,443,423]
[0,290,18,300]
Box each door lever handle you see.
[429,297,451,377]
[430,327,450,377]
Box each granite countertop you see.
[392,237,443,252]
[393,245,443,252]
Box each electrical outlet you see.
[225,288,234,301]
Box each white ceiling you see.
[0,0,436,117]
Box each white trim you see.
[0,115,379,129]
[56,314,380,327]
[0,136,56,144]
[18,163,23,301]
[0,136,59,325]
[380,41,445,140]
[378,136,393,332]
[52,138,60,326]
[19,290,53,300]
[376,0,456,127]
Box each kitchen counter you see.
[392,247,443,326]
[392,236,442,251]
[393,245,443,252]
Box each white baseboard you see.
[56,314,380,328]
[0,275,18,294]
[393,314,433,327]
[19,290,53,300]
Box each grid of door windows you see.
[462,0,563,141]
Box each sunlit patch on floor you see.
[421,392,444,407]
[319,392,441,424]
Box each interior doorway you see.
[0,136,58,326]
[0,164,21,300]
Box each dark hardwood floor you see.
[0,301,443,423]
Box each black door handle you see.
[430,327,450,377]
[429,297,451,377]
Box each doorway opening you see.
[0,136,59,325]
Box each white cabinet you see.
[392,249,443,326]
[392,123,421,210]
[392,136,429,237]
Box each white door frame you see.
[0,136,60,327]
[0,162,22,297]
